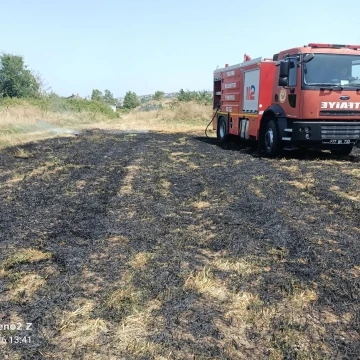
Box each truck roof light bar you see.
[307,43,360,50]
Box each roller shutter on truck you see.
[243,69,260,112]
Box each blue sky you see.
[1,1,359,98]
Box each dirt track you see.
[0,130,359,359]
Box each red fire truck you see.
[212,43,360,157]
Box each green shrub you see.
[123,91,141,109]
[177,89,212,105]
[153,91,165,100]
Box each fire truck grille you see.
[321,124,360,139]
[319,110,360,116]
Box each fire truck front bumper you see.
[289,121,360,147]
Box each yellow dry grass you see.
[329,185,360,202]
[129,252,154,269]
[248,183,266,198]
[182,259,321,359]
[118,159,143,195]
[8,273,46,302]
[49,299,110,353]
[191,200,211,209]
[1,248,52,270]
[0,101,214,149]
[114,100,212,133]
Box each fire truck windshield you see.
[303,53,360,88]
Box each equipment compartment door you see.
[243,69,260,112]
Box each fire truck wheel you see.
[217,117,228,143]
[330,145,353,156]
[263,120,282,157]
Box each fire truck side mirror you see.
[278,77,289,87]
[278,60,290,86]
[279,60,290,78]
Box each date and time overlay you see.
[0,322,34,345]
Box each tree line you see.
[90,89,164,109]
[0,52,212,109]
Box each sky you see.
[1,0,360,99]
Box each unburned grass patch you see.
[7,273,46,303]
[103,286,142,323]
[192,200,211,209]
[50,299,110,353]
[1,248,52,270]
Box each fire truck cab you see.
[212,44,360,157]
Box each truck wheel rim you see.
[265,128,274,151]
[220,122,225,138]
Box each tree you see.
[0,53,40,98]
[33,70,52,96]
[153,90,165,100]
[123,91,140,109]
[103,89,115,104]
[177,88,193,102]
[91,89,103,102]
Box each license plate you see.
[329,139,351,144]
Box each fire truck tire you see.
[263,120,282,157]
[330,145,353,156]
[217,117,228,143]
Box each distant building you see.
[116,97,124,107]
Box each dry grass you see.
[0,100,213,149]
[7,273,46,302]
[0,104,93,148]
[118,101,212,133]
[1,248,52,270]
[192,200,211,209]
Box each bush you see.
[153,91,165,100]
[140,97,151,104]
[177,89,212,105]
[123,91,141,109]
[0,97,119,119]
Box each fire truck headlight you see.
[305,133,311,139]
[299,127,304,132]
[305,127,311,133]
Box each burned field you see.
[0,130,359,359]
